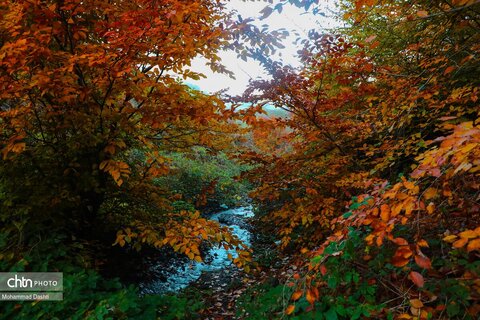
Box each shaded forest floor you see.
[182,220,299,319]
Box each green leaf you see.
[325,308,338,320]
[327,276,338,289]
[343,211,352,218]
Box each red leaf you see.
[409,271,425,287]
[320,264,327,276]
[414,254,432,269]
[392,237,409,246]
[444,66,455,75]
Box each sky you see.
[187,0,339,96]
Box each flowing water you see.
[139,206,254,294]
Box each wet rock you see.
[136,206,254,295]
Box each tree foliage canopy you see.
[1,0,479,319]
[0,0,252,267]
[244,0,479,318]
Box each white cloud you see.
[188,0,338,95]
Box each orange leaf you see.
[392,237,409,246]
[417,239,429,248]
[291,291,302,301]
[475,226,480,236]
[306,289,316,304]
[459,230,478,239]
[426,203,435,214]
[416,10,428,17]
[467,238,480,252]
[403,180,415,190]
[410,299,424,308]
[397,246,413,258]
[423,188,437,200]
[380,204,390,222]
[285,305,295,315]
[453,237,468,248]
[444,66,455,75]
[391,256,410,267]
[409,271,425,287]
[415,254,432,269]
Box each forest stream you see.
[138,206,254,295]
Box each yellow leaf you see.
[417,239,429,247]
[99,160,109,170]
[443,234,458,243]
[410,299,424,308]
[426,202,435,214]
[191,245,200,255]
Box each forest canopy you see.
[0,0,479,319]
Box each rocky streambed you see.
[138,206,254,294]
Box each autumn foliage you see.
[0,0,252,272]
[244,0,480,318]
[1,0,479,319]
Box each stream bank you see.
[138,206,255,295]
